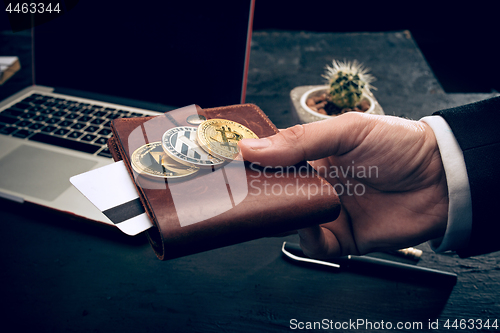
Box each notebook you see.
[0,0,255,226]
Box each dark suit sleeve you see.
[433,96,500,257]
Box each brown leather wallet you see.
[108,104,341,260]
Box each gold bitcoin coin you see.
[131,142,199,179]
[197,119,259,160]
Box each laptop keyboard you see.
[0,93,151,158]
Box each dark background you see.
[1,1,497,93]
[250,1,498,93]
[2,1,253,108]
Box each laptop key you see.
[41,125,57,133]
[81,108,95,115]
[95,136,108,145]
[54,128,70,136]
[0,126,16,135]
[107,113,121,120]
[46,118,60,124]
[67,131,84,139]
[98,128,112,136]
[0,115,19,125]
[65,113,80,120]
[21,97,36,103]
[20,112,37,119]
[59,120,74,128]
[29,133,101,154]
[93,111,108,117]
[12,129,33,139]
[39,108,54,115]
[71,123,86,130]
[53,111,68,118]
[33,115,48,122]
[68,106,84,112]
[31,106,46,112]
[79,115,93,122]
[15,120,32,127]
[84,125,99,133]
[13,102,31,110]
[28,123,44,130]
[81,134,97,142]
[90,118,105,125]
[98,147,112,158]
[2,108,24,118]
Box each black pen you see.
[282,242,457,285]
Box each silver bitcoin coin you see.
[131,142,199,179]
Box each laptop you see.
[0,1,255,226]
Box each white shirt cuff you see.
[420,115,472,252]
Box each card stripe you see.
[102,198,146,224]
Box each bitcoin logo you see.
[197,119,258,160]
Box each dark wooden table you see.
[1,30,499,332]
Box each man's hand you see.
[238,112,449,259]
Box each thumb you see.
[238,112,373,167]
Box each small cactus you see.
[322,60,375,109]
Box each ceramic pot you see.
[299,85,380,122]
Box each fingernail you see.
[239,138,270,150]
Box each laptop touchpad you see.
[0,145,97,201]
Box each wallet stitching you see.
[122,140,165,256]
[110,119,166,258]
[107,137,122,161]
[119,142,158,225]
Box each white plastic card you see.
[70,161,153,235]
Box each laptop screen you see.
[33,1,254,109]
